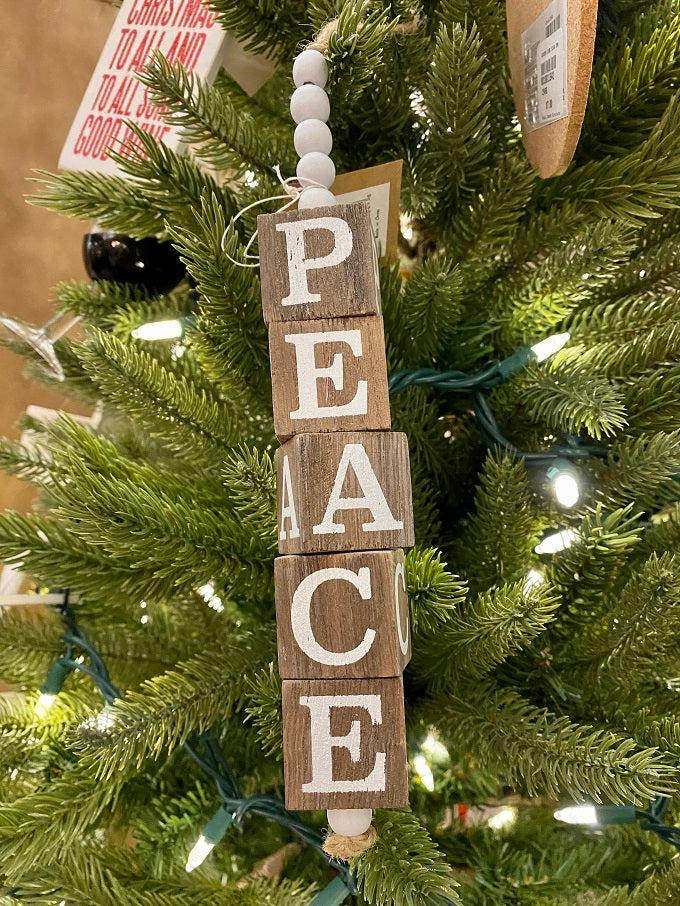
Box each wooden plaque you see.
[257,201,380,324]
[276,431,415,555]
[506,0,597,177]
[275,550,411,679]
[268,315,391,441]
[282,676,409,810]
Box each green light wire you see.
[389,348,609,465]
[28,596,356,899]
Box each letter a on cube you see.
[275,431,415,555]
[257,201,380,324]
[275,550,411,678]
[282,676,409,810]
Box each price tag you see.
[59,0,227,175]
[506,0,597,177]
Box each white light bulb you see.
[197,582,224,613]
[554,805,598,826]
[487,806,517,830]
[535,529,579,555]
[523,569,545,594]
[185,834,215,872]
[531,332,570,363]
[34,693,56,718]
[79,708,115,733]
[552,471,580,508]
[131,319,183,341]
[413,753,435,791]
[421,732,449,761]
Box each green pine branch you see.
[594,431,680,511]
[73,630,274,781]
[454,452,540,593]
[427,682,679,803]
[351,809,461,906]
[412,579,559,684]
[139,54,295,174]
[576,552,680,686]
[76,329,246,466]
[166,194,270,403]
[414,20,490,217]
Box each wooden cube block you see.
[268,315,391,441]
[275,550,411,679]
[276,431,414,555]
[282,676,408,810]
[257,201,380,324]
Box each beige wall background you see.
[0,0,116,512]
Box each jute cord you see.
[322,826,379,859]
[307,16,418,53]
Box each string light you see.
[547,459,582,508]
[131,319,184,341]
[534,529,579,555]
[554,805,599,825]
[34,660,73,718]
[413,753,435,792]
[36,596,357,894]
[555,805,637,826]
[487,806,517,830]
[185,806,233,872]
[551,471,581,507]
[34,692,57,719]
[530,332,570,363]
[79,708,116,733]
[197,582,225,613]
[523,569,545,594]
[421,731,449,762]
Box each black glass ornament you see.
[83,233,186,295]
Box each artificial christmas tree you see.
[0,0,679,903]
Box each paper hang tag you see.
[331,160,403,264]
[59,0,227,175]
[506,0,597,178]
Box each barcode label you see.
[541,55,557,83]
[546,14,561,37]
[522,0,568,131]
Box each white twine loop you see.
[220,166,327,268]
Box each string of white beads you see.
[290,48,336,210]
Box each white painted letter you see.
[279,454,300,541]
[394,561,409,655]
[285,329,367,421]
[277,216,353,308]
[313,444,404,536]
[292,567,375,666]
[300,694,386,793]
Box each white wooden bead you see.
[293,49,328,88]
[290,84,330,124]
[298,186,336,209]
[297,152,336,189]
[327,808,373,836]
[294,119,333,157]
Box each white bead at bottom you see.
[298,186,336,209]
[327,808,373,836]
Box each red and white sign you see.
[59,0,226,175]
